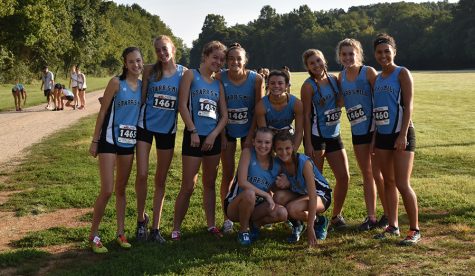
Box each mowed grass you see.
[0,71,474,275]
[0,77,110,112]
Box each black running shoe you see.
[359,217,378,231]
[149,229,166,244]
[135,213,149,241]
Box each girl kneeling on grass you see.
[273,131,332,247]
[88,47,143,253]
[224,127,288,245]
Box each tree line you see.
[1,1,474,83]
[0,0,188,83]
[190,0,474,71]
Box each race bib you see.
[118,124,137,144]
[324,107,341,126]
[346,104,367,126]
[228,107,248,124]
[198,98,217,119]
[153,94,176,110]
[373,106,390,126]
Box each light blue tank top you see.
[262,94,297,131]
[373,66,409,134]
[221,70,257,138]
[189,69,221,136]
[306,76,342,138]
[138,64,184,134]
[102,78,142,148]
[283,154,332,199]
[341,66,374,136]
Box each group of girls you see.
[68,65,87,110]
[87,32,420,253]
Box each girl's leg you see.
[172,155,201,231]
[251,202,288,226]
[273,189,299,206]
[220,141,236,221]
[394,151,418,230]
[375,149,398,228]
[326,149,350,219]
[13,92,19,110]
[134,141,152,223]
[353,144,377,221]
[73,87,78,108]
[371,154,388,220]
[151,148,174,229]
[226,190,256,232]
[79,90,86,108]
[201,154,221,228]
[115,154,134,235]
[89,153,116,237]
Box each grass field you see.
[0,71,474,275]
[0,77,110,112]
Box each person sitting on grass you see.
[61,85,75,109]
[273,131,332,247]
[224,127,287,245]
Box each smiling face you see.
[374,43,396,67]
[339,45,360,68]
[125,50,143,77]
[154,38,175,64]
[253,131,273,156]
[226,48,246,73]
[268,75,288,96]
[305,53,326,78]
[274,139,294,163]
[204,49,225,73]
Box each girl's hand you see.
[394,133,407,151]
[89,142,98,158]
[190,133,200,148]
[221,135,227,151]
[275,174,290,189]
[201,134,216,151]
[264,194,275,210]
[307,228,317,247]
[304,142,315,159]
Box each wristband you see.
[189,128,198,134]
[92,140,99,143]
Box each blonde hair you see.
[336,38,364,66]
[302,49,327,78]
[152,35,176,81]
[201,41,227,63]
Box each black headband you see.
[374,37,395,49]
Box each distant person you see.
[77,66,87,110]
[88,47,143,254]
[336,38,388,230]
[281,66,291,93]
[134,35,187,243]
[40,65,54,110]
[171,41,228,241]
[300,49,350,231]
[61,85,74,109]
[53,83,63,111]
[224,127,287,245]
[68,65,79,109]
[371,33,420,245]
[11,82,26,111]
[215,42,265,234]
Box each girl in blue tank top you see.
[301,49,350,231]
[172,41,229,241]
[336,38,387,231]
[215,43,265,233]
[134,36,187,243]
[372,33,420,245]
[273,131,332,246]
[225,128,287,245]
[255,70,303,149]
[88,47,143,253]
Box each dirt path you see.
[0,90,104,253]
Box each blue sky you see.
[112,0,458,46]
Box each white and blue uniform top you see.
[221,70,257,138]
[101,78,142,148]
[341,66,375,136]
[306,76,342,138]
[189,69,221,136]
[225,149,281,203]
[138,64,184,134]
[15,84,24,91]
[262,94,297,132]
[373,66,412,134]
[282,154,332,199]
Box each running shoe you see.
[149,229,166,244]
[135,213,149,242]
[116,234,132,249]
[171,230,181,241]
[314,216,329,240]
[237,232,251,246]
[287,220,306,243]
[373,225,400,239]
[329,214,347,231]
[249,222,260,242]
[377,215,389,229]
[222,219,234,234]
[359,217,378,231]
[90,236,108,254]
[208,226,224,238]
[399,230,421,246]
